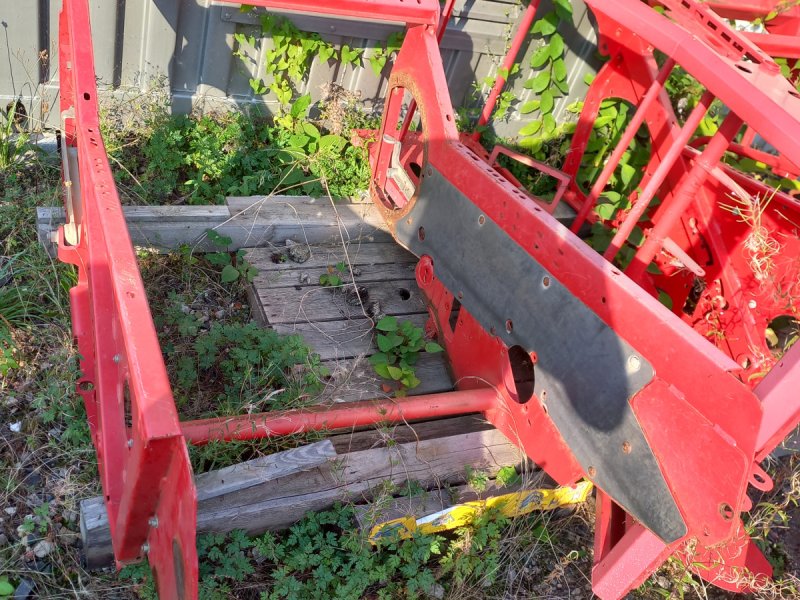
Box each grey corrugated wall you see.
[0,0,598,137]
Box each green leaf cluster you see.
[369,317,443,391]
[518,7,573,153]
[204,229,259,284]
[319,262,347,287]
[158,296,328,415]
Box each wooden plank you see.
[258,279,426,325]
[196,428,521,534]
[244,242,416,273]
[80,429,520,568]
[316,352,452,403]
[36,196,392,255]
[194,441,337,501]
[251,261,418,290]
[326,414,493,454]
[273,313,429,361]
[80,440,336,569]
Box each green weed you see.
[368,316,443,393]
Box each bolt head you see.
[627,355,641,373]
[141,543,149,554]
[747,299,757,309]
[127,439,134,448]
[148,517,159,528]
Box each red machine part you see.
[57,0,800,598]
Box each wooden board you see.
[80,428,521,568]
[316,353,452,402]
[244,242,416,272]
[247,236,452,403]
[80,440,336,569]
[258,279,426,325]
[37,196,391,255]
[273,313,430,361]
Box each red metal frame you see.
[58,0,800,598]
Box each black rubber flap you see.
[395,167,687,543]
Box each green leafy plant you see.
[255,504,442,600]
[204,229,258,284]
[465,466,490,492]
[495,465,520,488]
[157,294,327,416]
[369,316,443,392]
[319,262,347,287]
[368,32,405,77]
[0,100,33,172]
[517,6,574,153]
[0,576,14,597]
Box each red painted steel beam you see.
[180,389,499,444]
[59,1,197,597]
[472,0,541,140]
[744,32,800,59]
[755,343,800,461]
[221,0,440,26]
[587,0,800,166]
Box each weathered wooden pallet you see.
[81,415,519,568]
[245,238,454,402]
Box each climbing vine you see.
[517,4,574,154]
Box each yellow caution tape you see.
[369,480,594,542]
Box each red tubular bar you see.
[626,111,743,280]
[570,58,676,233]
[603,90,714,262]
[181,389,499,444]
[471,0,541,141]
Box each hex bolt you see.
[141,543,150,554]
[149,517,159,528]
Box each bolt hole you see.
[588,466,597,478]
[507,345,535,404]
[601,296,606,304]
[719,503,734,521]
[622,441,632,454]
[542,276,551,288]
[397,288,411,301]
[78,380,94,392]
[505,319,513,334]
[478,215,485,225]
[83,92,91,101]
[446,114,452,121]
[418,226,425,241]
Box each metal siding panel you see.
[171,0,211,96]
[195,5,235,100]
[119,0,146,87]
[5,0,597,133]
[143,0,179,89]
[87,0,118,84]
